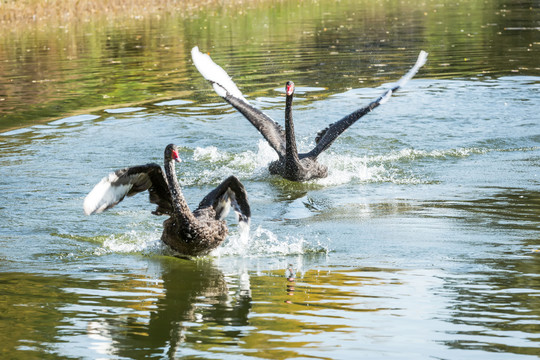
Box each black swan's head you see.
[285,81,295,96]
[165,144,182,163]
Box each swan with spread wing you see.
[192,47,428,182]
[84,144,251,256]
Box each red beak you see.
[286,82,295,96]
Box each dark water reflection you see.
[3,256,538,359]
[91,259,251,359]
[0,260,249,359]
[0,273,72,358]
[1,0,538,131]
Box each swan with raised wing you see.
[84,144,251,256]
[192,47,427,182]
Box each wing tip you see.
[83,198,97,215]
[394,49,429,89]
[417,50,429,68]
[82,172,123,216]
[191,45,249,103]
[83,190,105,215]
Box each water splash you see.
[194,140,278,168]
[317,153,386,186]
[213,225,329,257]
[211,222,252,257]
[190,139,503,187]
[191,140,278,184]
[88,224,326,259]
[249,142,533,186]
[94,230,165,256]
[193,145,227,162]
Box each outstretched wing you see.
[304,50,428,159]
[196,175,251,224]
[191,46,286,157]
[83,163,172,215]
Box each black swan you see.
[83,144,251,256]
[192,46,428,182]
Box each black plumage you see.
[84,144,251,256]
[192,47,428,182]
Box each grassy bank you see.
[0,0,279,29]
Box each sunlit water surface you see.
[1,0,539,359]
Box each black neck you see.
[285,93,300,166]
[164,158,194,224]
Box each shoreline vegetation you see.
[0,0,290,132]
[0,0,280,29]
[1,0,536,133]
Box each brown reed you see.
[0,0,277,28]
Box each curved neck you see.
[164,159,195,224]
[285,93,300,165]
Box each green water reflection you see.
[2,256,538,359]
[0,260,392,358]
[0,0,538,131]
[0,273,77,359]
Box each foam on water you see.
[190,140,429,186]
[190,140,278,183]
[190,139,534,187]
[213,225,329,257]
[94,230,165,256]
[193,145,227,162]
[194,140,278,167]
[317,152,386,186]
[370,147,490,162]
[91,223,327,258]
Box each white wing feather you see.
[83,172,132,215]
[395,50,428,88]
[191,46,249,103]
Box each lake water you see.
[1,0,539,359]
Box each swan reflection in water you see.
[285,264,296,304]
[86,258,252,359]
